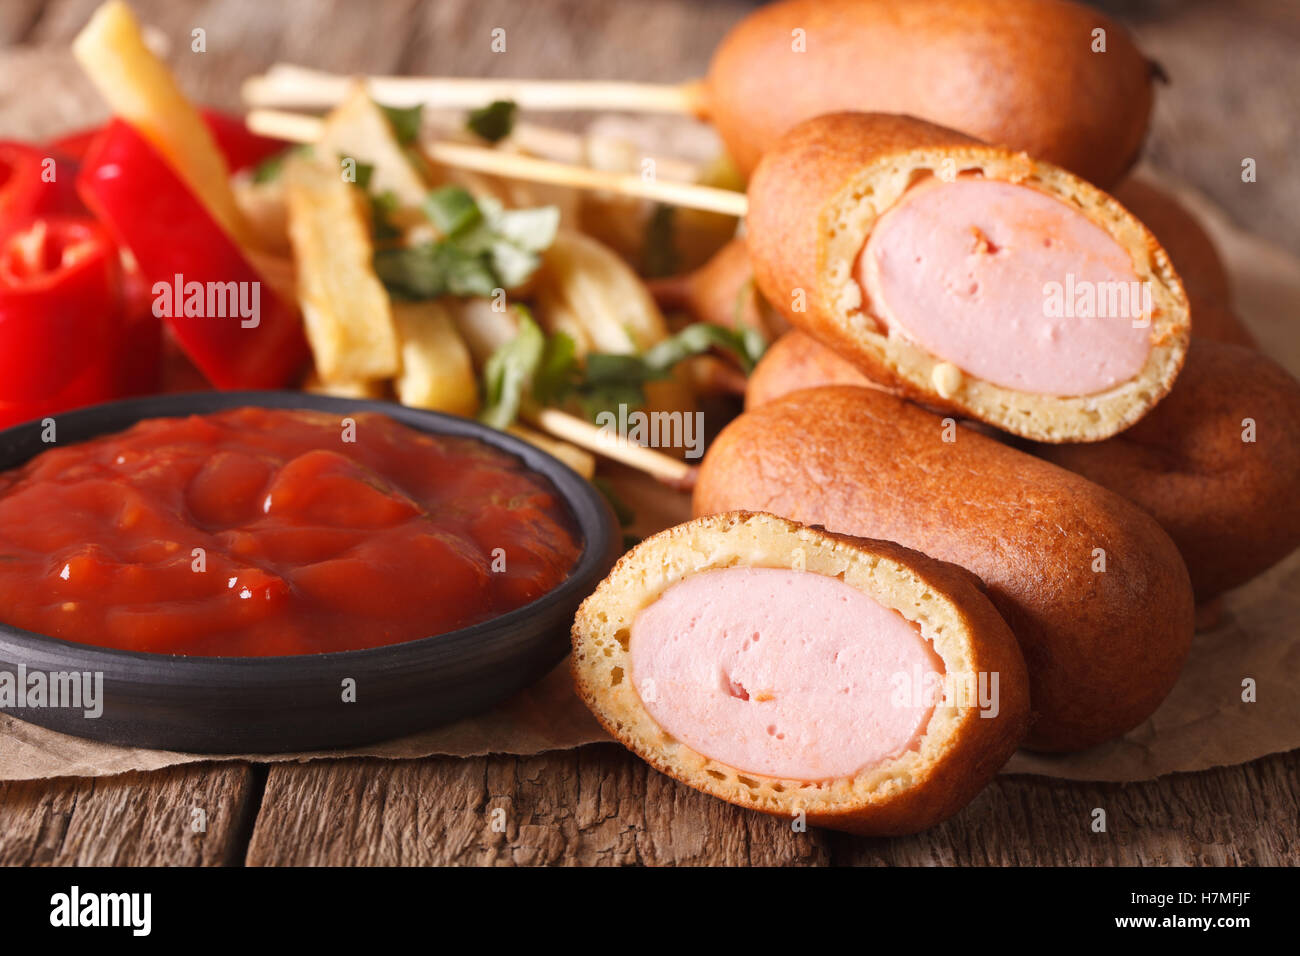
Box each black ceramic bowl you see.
[0,392,620,753]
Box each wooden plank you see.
[393,0,741,81]
[0,763,259,866]
[170,0,425,105]
[830,750,1300,866]
[0,0,427,141]
[0,0,44,47]
[249,749,1300,866]
[246,745,831,866]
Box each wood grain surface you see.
[0,0,1296,866]
[0,763,259,866]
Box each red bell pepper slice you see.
[0,354,122,430]
[0,142,83,231]
[51,109,287,173]
[76,119,307,390]
[0,215,123,404]
[47,127,101,163]
[197,109,288,173]
[0,290,160,431]
[115,260,163,398]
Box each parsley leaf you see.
[564,322,766,418]
[378,102,425,146]
[250,144,311,184]
[477,315,769,429]
[374,187,559,301]
[374,242,500,299]
[641,204,679,278]
[466,100,518,143]
[351,160,375,190]
[370,190,403,242]
[480,308,578,429]
[643,321,766,375]
[424,185,482,235]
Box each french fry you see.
[317,84,430,214]
[303,374,389,400]
[284,157,400,382]
[391,301,479,417]
[532,229,668,356]
[232,174,291,256]
[575,136,649,263]
[672,153,747,272]
[506,425,597,480]
[72,1,252,248]
[531,229,697,439]
[241,245,298,308]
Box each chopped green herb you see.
[643,321,766,375]
[482,200,560,250]
[641,204,679,278]
[424,185,482,235]
[250,144,310,184]
[252,153,286,184]
[532,328,579,404]
[370,189,403,242]
[375,242,500,299]
[484,238,538,290]
[477,314,768,429]
[563,322,766,418]
[466,99,518,143]
[481,311,544,429]
[374,187,559,301]
[378,102,425,146]
[351,160,375,190]
[480,308,575,429]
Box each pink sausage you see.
[857,178,1152,395]
[629,567,942,781]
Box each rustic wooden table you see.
[0,0,1296,866]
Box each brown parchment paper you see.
[2,174,1298,783]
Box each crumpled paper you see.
[3,174,1298,783]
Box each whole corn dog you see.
[257,0,1154,192]
[1184,298,1257,350]
[648,237,788,343]
[746,337,1300,603]
[694,386,1195,752]
[1111,177,1233,309]
[1032,340,1300,601]
[746,112,1190,442]
[1109,177,1254,348]
[746,329,885,409]
[704,0,1156,186]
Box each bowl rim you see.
[0,390,619,675]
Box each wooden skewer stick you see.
[246,68,703,179]
[248,100,701,180]
[528,408,696,487]
[246,109,749,218]
[247,108,325,145]
[242,63,705,115]
[425,142,747,217]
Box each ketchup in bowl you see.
[0,407,582,656]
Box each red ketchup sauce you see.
[0,407,582,656]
